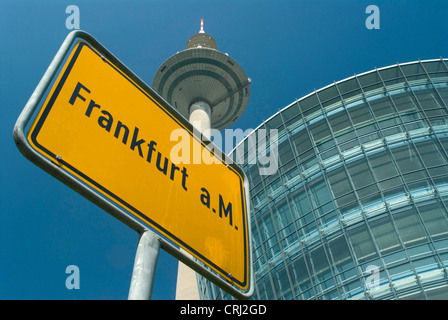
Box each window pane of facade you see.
[328,111,351,134]
[418,202,448,239]
[415,140,447,167]
[309,119,332,143]
[391,145,424,174]
[309,246,332,282]
[369,216,402,254]
[393,207,427,245]
[370,98,395,119]
[347,158,375,189]
[327,166,352,199]
[328,235,354,272]
[291,257,312,294]
[347,224,378,262]
[291,189,311,218]
[348,103,374,126]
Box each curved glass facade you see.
[197,58,448,300]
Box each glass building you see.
[197,58,448,300]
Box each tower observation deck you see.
[152,19,251,132]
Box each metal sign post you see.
[128,229,160,300]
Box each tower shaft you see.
[189,101,212,140]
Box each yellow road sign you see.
[26,40,250,290]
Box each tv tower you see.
[152,19,251,138]
[152,19,251,299]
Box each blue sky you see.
[1,0,448,300]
